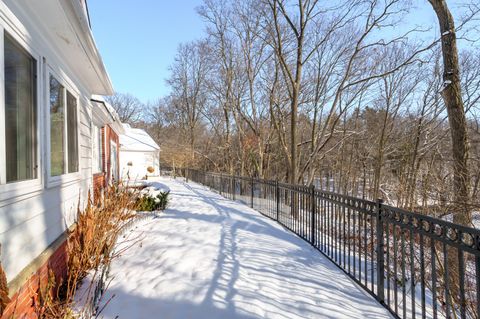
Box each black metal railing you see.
[185,169,480,319]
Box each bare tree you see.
[105,92,144,123]
[428,0,472,226]
[167,41,210,164]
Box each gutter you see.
[84,0,92,28]
[91,98,115,123]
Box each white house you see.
[0,0,114,315]
[119,124,160,180]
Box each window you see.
[92,125,102,173]
[4,32,37,183]
[67,91,78,173]
[49,75,79,176]
[110,141,118,181]
[49,76,65,176]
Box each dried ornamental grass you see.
[0,246,10,316]
[34,183,140,318]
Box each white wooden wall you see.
[0,1,97,281]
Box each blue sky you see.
[88,1,476,104]
[89,0,205,103]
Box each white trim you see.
[110,140,118,181]
[0,26,5,185]
[0,23,43,200]
[92,124,102,174]
[45,67,81,189]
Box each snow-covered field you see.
[98,177,393,319]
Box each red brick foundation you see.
[2,240,68,319]
[93,173,106,200]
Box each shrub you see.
[136,191,170,211]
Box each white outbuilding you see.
[119,124,160,180]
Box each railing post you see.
[376,198,385,304]
[250,176,254,208]
[276,180,280,221]
[232,175,235,201]
[310,184,316,245]
[219,173,223,195]
[186,168,189,183]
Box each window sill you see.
[46,172,81,189]
[0,179,43,203]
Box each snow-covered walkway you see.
[100,177,393,319]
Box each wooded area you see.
[110,0,480,227]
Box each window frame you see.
[45,67,81,188]
[0,25,43,200]
[92,124,103,174]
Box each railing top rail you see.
[188,168,480,248]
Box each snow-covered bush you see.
[136,191,170,211]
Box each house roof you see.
[120,124,160,152]
[91,95,125,134]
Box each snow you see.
[120,124,160,152]
[97,177,393,319]
[139,181,171,197]
[473,211,480,229]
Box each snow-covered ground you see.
[98,177,393,319]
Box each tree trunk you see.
[428,0,471,226]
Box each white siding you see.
[0,2,98,281]
[120,151,160,181]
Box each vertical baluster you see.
[364,210,368,286]
[409,228,415,319]
[419,232,425,319]
[331,199,334,259]
[335,201,338,262]
[250,177,254,208]
[311,185,315,246]
[302,190,305,239]
[386,222,391,310]
[353,205,357,278]
[443,242,451,318]
[376,200,385,303]
[394,226,398,315]
[322,196,325,251]
[401,229,406,319]
[359,208,362,282]
[343,203,346,267]
[431,237,438,319]
[371,209,375,293]
[476,255,480,319]
[348,206,351,274]
[458,249,465,319]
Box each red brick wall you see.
[103,125,120,185]
[93,124,119,198]
[2,241,68,319]
[93,173,105,199]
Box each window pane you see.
[4,33,37,183]
[67,91,78,173]
[50,76,65,176]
